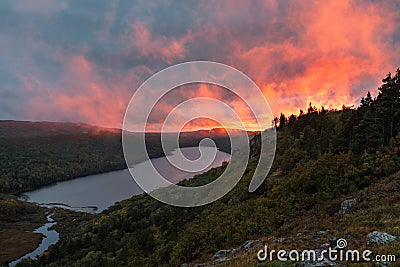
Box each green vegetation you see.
[0,128,232,194]
[0,132,126,194]
[215,170,400,267]
[0,194,93,265]
[0,194,47,263]
[13,69,400,266]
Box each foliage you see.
[0,131,232,194]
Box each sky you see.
[0,0,399,131]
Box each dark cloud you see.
[0,0,399,130]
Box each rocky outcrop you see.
[336,199,357,215]
[366,231,398,245]
[211,249,231,263]
[211,239,262,264]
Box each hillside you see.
[0,122,243,195]
[0,121,120,137]
[13,70,400,266]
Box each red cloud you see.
[14,0,400,131]
[122,22,187,64]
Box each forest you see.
[5,69,400,266]
[0,127,233,194]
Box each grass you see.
[208,171,400,267]
[0,197,47,263]
[0,228,43,263]
[0,195,93,265]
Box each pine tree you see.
[279,113,287,128]
[375,69,400,142]
[360,91,373,109]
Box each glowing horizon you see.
[0,1,399,131]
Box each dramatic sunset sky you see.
[0,0,399,131]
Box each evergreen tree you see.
[375,69,400,141]
[360,91,373,109]
[288,114,297,124]
[279,113,287,128]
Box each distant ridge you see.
[0,120,120,137]
[0,120,259,138]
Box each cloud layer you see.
[0,0,399,131]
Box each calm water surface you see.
[20,147,230,213]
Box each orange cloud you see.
[122,22,187,64]
[13,0,400,132]
[226,0,399,117]
[141,80,271,132]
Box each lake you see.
[20,147,230,213]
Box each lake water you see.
[8,214,59,267]
[20,147,230,213]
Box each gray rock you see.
[367,231,398,245]
[212,257,230,264]
[181,264,188,267]
[375,261,393,267]
[337,199,357,215]
[241,239,261,251]
[229,248,240,257]
[314,230,330,238]
[302,250,336,266]
[211,249,231,262]
[212,240,262,263]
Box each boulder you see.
[241,239,261,251]
[366,231,398,245]
[336,199,357,215]
[211,249,231,262]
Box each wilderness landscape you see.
[1,69,400,266]
[1,1,400,267]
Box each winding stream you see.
[8,214,59,267]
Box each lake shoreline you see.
[19,147,231,214]
[11,145,227,197]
